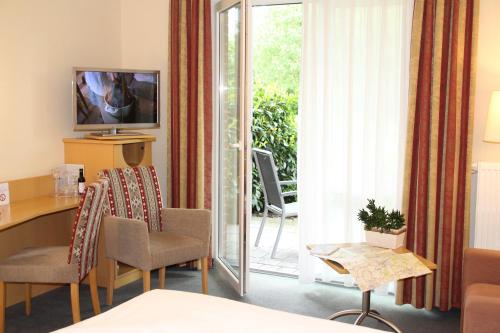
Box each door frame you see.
[212,0,302,296]
[212,0,252,296]
[252,0,300,5]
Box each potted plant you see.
[357,199,406,249]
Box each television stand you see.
[85,130,153,140]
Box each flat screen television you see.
[73,68,160,134]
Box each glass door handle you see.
[229,142,242,150]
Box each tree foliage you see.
[252,4,302,93]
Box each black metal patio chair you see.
[252,148,298,258]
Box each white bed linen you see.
[55,290,384,333]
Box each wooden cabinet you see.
[63,137,155,182]
[63,136,156,289]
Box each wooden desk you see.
[0,176,79,307]
[0,196,79,231]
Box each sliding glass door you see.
[214,0,250,295]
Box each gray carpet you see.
[4,268,460,332]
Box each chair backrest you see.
[98,166,163,232]
[68,178,109,281]
[252,148,284,210]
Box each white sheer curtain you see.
[298,0,413,285]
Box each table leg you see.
[328,290,403,333]
[329,309,363,320]
[367,312,403,333]
[354,313,368,325]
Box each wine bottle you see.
[78,168,86,195]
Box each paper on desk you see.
[0,183,10,206]
[342,251,431,292]
[308,244,339,256]
[310,245,432,292]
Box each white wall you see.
[472,0,500,163]
[0,0,122,181]
[120,0,169,200]
[0,0,170,195]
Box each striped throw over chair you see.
[98,166,211,305]
[0,179,109,333]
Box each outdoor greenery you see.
[357,199,406,233]
[252,4,302,212]
[252,5,302,93]
[252,85,298,211]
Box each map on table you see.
[309,244,339,256]
[309,244,432,292]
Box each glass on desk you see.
[53,170,78,197]
[0,205,11,224]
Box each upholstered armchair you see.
[462,248,500,333]
[99,166,211,305]
[0,179,109,333]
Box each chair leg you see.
[271,214,286,258]
[158,267,165,289]
[106,259,116,306]
[142,270,151,292]
[196,259,202,270]
[201,257,208,294]
[0,281,5,333]
[255,206,268,247]
[24,283,31,316]
[70,283,81,323]
[89,267,101,315]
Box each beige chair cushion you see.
[0,246,78,283]
[149,232,205,270]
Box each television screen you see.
[74,68,159,129]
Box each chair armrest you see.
[161,208,212,250]
[463,248,500,290]
[282,191,297,197]
[103,216,151,271]
[280,180,297,186]
[463,288,500,333]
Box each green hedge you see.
[252,85,298,212]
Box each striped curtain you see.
[168,0,212,210]
[396,0,478,311]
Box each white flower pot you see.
[365,229,406,249]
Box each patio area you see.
[249,215,299,276]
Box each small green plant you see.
[357,199,405,233]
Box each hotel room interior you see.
[1,0,500,332]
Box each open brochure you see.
[309,244,432,292]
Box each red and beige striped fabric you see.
[99,166,164,232]
[396,0,479,311]
[168,0,212,211]
[68,178,109,281]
